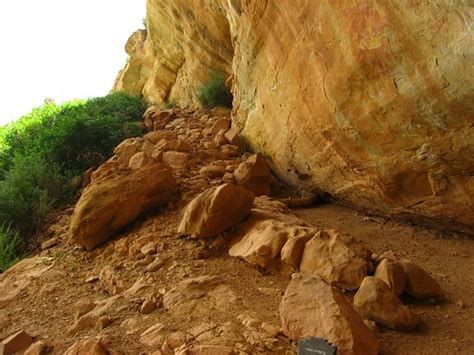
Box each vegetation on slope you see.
[197,70,233,109]
[0,92,146,271]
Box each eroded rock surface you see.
[114,0,474,234]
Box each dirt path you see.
[1,107,473,354]
[294,204,474,354]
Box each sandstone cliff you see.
[114,0,474,234]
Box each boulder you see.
[299,230,371,290]
[178,184,254,238]
[70,163,177,250]
[374,258,406,296]
[63,338,109,355]
[229,219,316,271]
[399,260,443,299]
[234,153,272,196]
[2,330,33,354]
[354,277,421,330]
[280,273,379,354]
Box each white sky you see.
[0,0,146,124]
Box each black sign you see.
[298,337,337,355]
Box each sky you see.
[0,0,146,125]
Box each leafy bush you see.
[0,223,23,272]
[0,92,146,267]
[0,153,71,235]
[163,101,176,110]
[197,71,233,108]
[0,92,145,178]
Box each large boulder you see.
[280,273,379,354]
[354,277,421,331]
[70,163,177,250]
[178,183,254,238]
[299,230,372,290]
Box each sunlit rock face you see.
[114,0,474,234]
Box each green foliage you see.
[0,153,71,235]
[0,223,23,272]
[197,71,233,109]
[163,101,177,110]
[0,92,146,267]
[0,92,145,178]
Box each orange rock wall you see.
[114,0,474,233]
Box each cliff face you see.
[114,0,474,233]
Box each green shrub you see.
[0,223,23,272]
[197,71,233,108]
[0,153,71,235]
[0,92,145,177]
[163,101,176,110]
[0,91,146,260]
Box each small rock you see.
[163,151,188,169]
[146,257,166,272]
[165,331,193,349]
[74,298,96,320]
[209,118,231,135]
[234,153,273,196]
[2,330,33,354]
[354,277,421,330]
[24,340,47,355]
[140,242,157,256]
[63,338,109,355]
[41,237,60,250]
[374,258,406,296]
[129,152,152,170]
[178,345,234,355]
[199,165,227,179]
[224,128,243,148]
[85,276,99,283]
[141,296,157,314]
[140,323,165,347]
[222,172,234,183]
[398,260,443,299]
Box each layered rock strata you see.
[114,1,474,233]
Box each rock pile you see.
[0,105,447,353]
